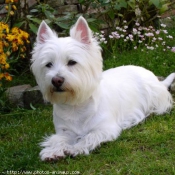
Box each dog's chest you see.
[53,100,98,135]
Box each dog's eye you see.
[46,62,53,68]
[67,60,77,66]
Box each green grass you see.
[103,47,175,77]
[0,29,175,174]
[1,106,175,175]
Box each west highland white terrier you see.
[31,16,175,161]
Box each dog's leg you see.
[67,127,121,156]
[39,133,74,161]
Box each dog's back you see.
[101,65,173,129]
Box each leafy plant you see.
[95,18,174,58]
[27,3,74,34]
[79,0,171,32]
[14,1,102,36]
[0,0,30,110]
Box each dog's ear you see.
[37,21,54,43]
[70,16,92,44]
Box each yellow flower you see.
[6,27,29,47]
[6,51,10,56]
[22,31,29,39]
[4,73,12,81]
[5,6,9,10]
[0,22,9,38]
[0,73,4,80]
[0,53,7,64]
[20,54,25,58]
[10,11,14,16]
[5,0,11,3]
[0,22,8,29]
[12,5,17,10]
[5,63,10,69]
[0,41,3,53]
[20,47,24,52]
[12,42,18,51]
[4,41,9,47]
[6,34,14,42]
[6,26,9,34]
[18,38,24,45]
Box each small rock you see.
[23,86,49,108]
[6,84,31,107]
[6,85,50,109]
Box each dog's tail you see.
[161,73,175,89]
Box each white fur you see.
[31,16,175,161]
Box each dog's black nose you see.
[52,76,64,88]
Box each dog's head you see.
[31,16,103,105]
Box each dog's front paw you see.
[40,147,66,161]
[65,146,90,157]
[39,134,75,161]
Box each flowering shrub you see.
[0,0,29,83]
[79,0,171,31]
[0,22,29,85]
[172,47,175,53]
[95,19,174,54]
[0,0,29,108]
[0,23,29,83]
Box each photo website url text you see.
[4,170,80,175]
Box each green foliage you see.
[14,2,99,36]
[95,19,175,59]
[10,1,173,55]
[0,86,7,109]
[79,0,171,31]
[0,1,30,111]
[26,3,71,34]
[13,0,171,37]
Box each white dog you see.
[31,16,175,161]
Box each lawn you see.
[0,30,175,175]
[1,105,175,175]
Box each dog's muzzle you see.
[52,76,65,92]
